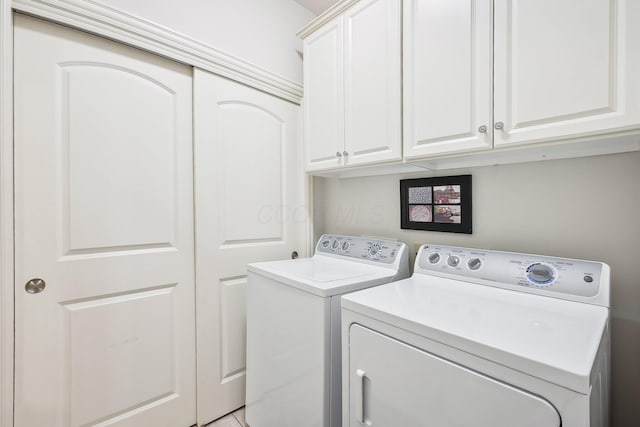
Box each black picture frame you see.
[400,175,472,234]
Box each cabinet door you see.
[347,325,561,427]
[194,69,307,425]
[14,15,195,427]
[403,0,493,158]
[304,18,344,171]
[344,0,401,166]
[494,0,640,146]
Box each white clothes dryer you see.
[341,244,610,427]
[246,234,409,427]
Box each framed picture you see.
[400,175,472,233]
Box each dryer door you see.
[348,325,561,427]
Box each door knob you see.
[343,151,349,157]
[291,251,299,259]
[25,278,46,294]
[478,125,487,133]
[336,152,342,158]
[494,122,504,130]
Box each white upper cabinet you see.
[493,0,640,147]
[302,0,401,172]
[403,0,493,159]
[304,18,344,170]
[404,0,640,161]
[304,0,640,174]
[344,0,402,166]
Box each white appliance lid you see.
[341,275,608,394]
[248,256,398,297]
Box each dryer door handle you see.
[356,369,368,425]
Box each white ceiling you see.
[294,0,338,15]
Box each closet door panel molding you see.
[194,68,306,425]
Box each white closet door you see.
[493,0,640,146]
[193,69,306,425]
[14,15,196,427]
[348,325,561,427]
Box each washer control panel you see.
[317,234,405,264]
[418,245,606,299]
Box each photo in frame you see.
[400,175,472,233]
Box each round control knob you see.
[467,258,482,271]
[368,243,381,258]
[341,241,350,251]
[331,240,340,250]
[447,256,460,267]
[322,240,330,248]
[428,253,441,264]
[526,262,556,286]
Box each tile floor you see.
[205,407,248,427]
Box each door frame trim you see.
[0,1,13,426]
[11,0,303,104]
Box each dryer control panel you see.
[416,245,610,306]
[316,234,405,265]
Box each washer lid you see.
[248,256,398,297]
[341,275,609,394]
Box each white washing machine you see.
[246,234,409,427]
[341,244,610,427]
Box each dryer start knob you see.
[367,244,381,258]
[526,263,556,286]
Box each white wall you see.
[314,151,640,427]
[95,0,316,84]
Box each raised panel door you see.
[493,0,640,146]
[403,0,493,158]
[193,69,307,425]
[344,0,401,166]
[303,18,345,171]
[14,15,195,427]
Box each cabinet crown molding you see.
[12,0,303,103]
[297,0,360,38]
